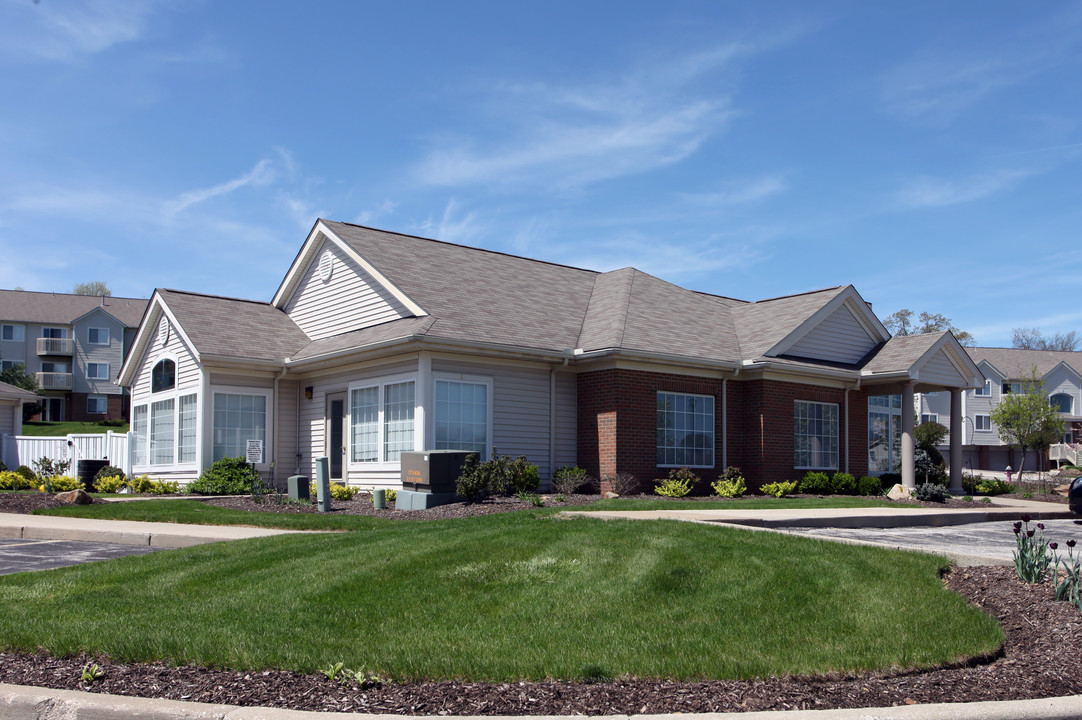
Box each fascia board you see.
[271,220,428,318]
[766,286,888,358]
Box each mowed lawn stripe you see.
[0,512,1002,681]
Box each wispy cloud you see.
[0,0,154,62]
[355,200,399,227]
[679,175,788,207]
[895,169,1034,208]
[164,159,277,217]
[413,44,756,190]
[416,199,483,244]
[880,54,1022,121]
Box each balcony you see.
[36,372,73,391]
[36,337,74,356]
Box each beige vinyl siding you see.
[918,350,967,386]
[73,314,126,395]
[284,239,410,341]
[917,392,951,431]
[276,379,300,481]
[434,357,555,478]
[0,402,16,435]
[787,305,876,364]
[131,320,200,402]
[1045,367,1081,416]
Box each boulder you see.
[1055,484,1072,497]
[886,483,912,501]
[604,491,620,499]
[55,489,93,505]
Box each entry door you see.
[43,397,65,422]
[326,392,347,482]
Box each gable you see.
[781,296,883,364]
[283,237,413,341]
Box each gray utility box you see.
[400,450,471,494]
[287,475,309,501]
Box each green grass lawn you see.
[19,420,128,436]
[0,509,1002,682]
[565,496,913,511]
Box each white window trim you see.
[1,324,25,342]
[211,385,273,468]
[87,327,110,345]
[657,390,716,469]
[975,414,992,432]
[87,395,108,414]
[131,353,201,472]
[433,372,494,461]
[794,399,839,471]
[921,413,939,425]
[973,380,991,397]
[41,326,67,339]
[347,373,418,470]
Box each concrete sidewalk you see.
[0,511,306,548]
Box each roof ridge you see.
[751,285,846,304]
[0,288,146,302]
[158,288,272,307]
[326,219,602,277]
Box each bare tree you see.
[1011,327,1079,351]
[882,309,975,346]
[72,281,111,296]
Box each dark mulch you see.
[2,491,1080,712]
[0,566,1079,713]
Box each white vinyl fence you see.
[1,431,130,476]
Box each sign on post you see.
[246,440,263,464]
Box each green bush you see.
[456,454,489,503]
[129,475,155,493]
[799,471,832,494]
[654,468,698,498]
[95,475,128,493]
[857,475,882,496]
[188,457,258,495]
[914,482,950,503]
[552,465,590,495]
[975,478,1016,496]
[830,472,857,495]
[93,465,126,483]
[455,449,539,500]
[14,465,35,481]
[329,482,356,500]
[507,456,540,494]
[48,475,81,492]
[385,488,397,502]
[0,460,5,473]
[711,476,746,498]
[760,480,798,498]
[147,479,180,495]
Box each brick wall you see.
[578,368,870,492]
[69,393,127,423]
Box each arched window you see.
[152,359,175,393]
[1050,393,1073,414]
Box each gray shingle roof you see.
[157,290,311,363]
[0,380,39,401]
[731,287,847,360]
[860,333,946,374]
[967,347,1082,379]
[0,289,148,327]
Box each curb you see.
[3,684,1082,719]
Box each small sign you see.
[246,439,263,464]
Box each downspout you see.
[273,366,288,486]
[723,367,741,470]
[549,356,569,489]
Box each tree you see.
[989,369,1065,479]
[72,281,111,296]
[1011,327,1079,352]
[0,363,42,422]
[883,309,975,346]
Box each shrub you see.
[385,488,397,502]
[799,471,831,494]
[32,456,70,479]
[507,456,540,494]
[0,459,5,472]
[601,472,638,495]
[93,465,126,483]
[130,475,155,494]
[328,482,356,500]
[0,470,37,490]
[830,472,857,495]
[914,482,950,503]
[147,479,180,495]
[856,475,882,496]
[15,465,35,481]
[760,480,798,498]
[48,475,81,492]
[456,453,490,503]
[97,418,126,427]
[976,478,1016,496]
[552,465,591,495]
[455,449,539,500]
[654,468,697,498]
[95,475,128,493]
[711,476,746,498]
[914,448,947,485]
[188,456,258,495]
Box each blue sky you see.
[2,1,1081,348]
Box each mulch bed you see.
[1,492,1080,713]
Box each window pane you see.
[150,399,175,465]
[434,380,488,458]
[656,391,714,467]
[383,381,414,461]
[795,401,838,470]
[212,393,266,462]
[350,386,379,462]
[177,394,198,463]
[132,405,148,466]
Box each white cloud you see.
[412,44,756,190]
[0,0,154,62]
[355,200,399,226]
[164,159,277,217]
[679,175,788,207]
[417,199,483,244]
[895,169,1034,208]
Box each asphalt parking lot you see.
[785,517,1082,565]
[0,538,161,576]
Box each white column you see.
[949,388,963,495]
[901,383,916,490]
[416,351,432,451]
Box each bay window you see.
[212,392,267,462]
